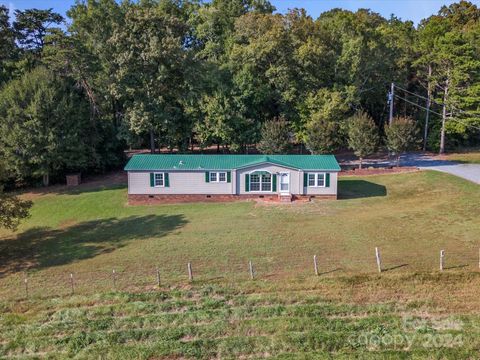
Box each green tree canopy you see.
[0,67,94,185]
[347,111,379,168]
[0,160,31,231]
[385,117,419,166]
[258,117,292,154]
[110,2,196,153]
[0,5,16,85]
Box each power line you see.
[391,83,480,131]
[394,94,443,117]
[393,83,480,118]
[394,93,480,131]
[394,84,431,102]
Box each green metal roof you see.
[125,154,341,171]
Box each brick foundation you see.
[128,193,336,205]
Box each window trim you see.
[307,173,326,188]
[153,172,165,187]
[279,172,290,192]
[248,170,272,192]
[209,171,227,183]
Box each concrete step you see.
[279,193,293,202]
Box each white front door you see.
[279,172,290,193]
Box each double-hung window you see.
[307,173,325,187]
[249,172,272,192]
[250,174,260,191]
[210,172,227,183]
[154,173,164,187]
[210,172,217,182]
[316,173,325,187]
[261,173,272,191]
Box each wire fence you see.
[1,247,479,301]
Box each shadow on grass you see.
[444,264,469,270]
[318,268,342,276]
[58,184,127,196]
[338,180,387,200]
[27,183,128,198]
[382,264,409,272]
[0,214,187,277]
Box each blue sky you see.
[2,0,478,25]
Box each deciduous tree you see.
[385,117,419,166]
[110,3,194,153]
[258,117,292,154]
[0,67,94,185]
[0,161,31,231]
[347,111,379,169]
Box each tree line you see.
[0,0,479,228]
[1,0,480,182]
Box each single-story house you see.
[124,154,340,203]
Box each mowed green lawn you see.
[0,170,479,299]
[1,170,480,359]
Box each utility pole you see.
[423,66,432,151]
[389,82,394,125]
[439,76,449,155]
[150,129,155,154]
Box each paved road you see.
[400,153,480,184]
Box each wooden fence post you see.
[112,269,117,290]
[440,250,445,271]
[70,273,74,295]
[24,276,28,299]
[375,247,382,273]
[249,260,255,280]
[156,267,161,287]
[313,255,319,276]
[187,262,193,281]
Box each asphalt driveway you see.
[401,153,480,184]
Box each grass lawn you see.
[3,275,480,359]
[0,170,479,298]
[444,149,480,164]
[1,170,480,358]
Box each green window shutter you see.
[164,173,170,187]
[303,172,308,187]
[245,174,250,192]
[205,171,210,183]
[150,173,154,187]
[272,174,277,191]
[227,171,231,183]
[325,173,330,187]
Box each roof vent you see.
[179,160,184,166]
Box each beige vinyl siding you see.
[236,164,301,195]
[302,171,338,195]
[128,171,234,195]
[127,166,338,196]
